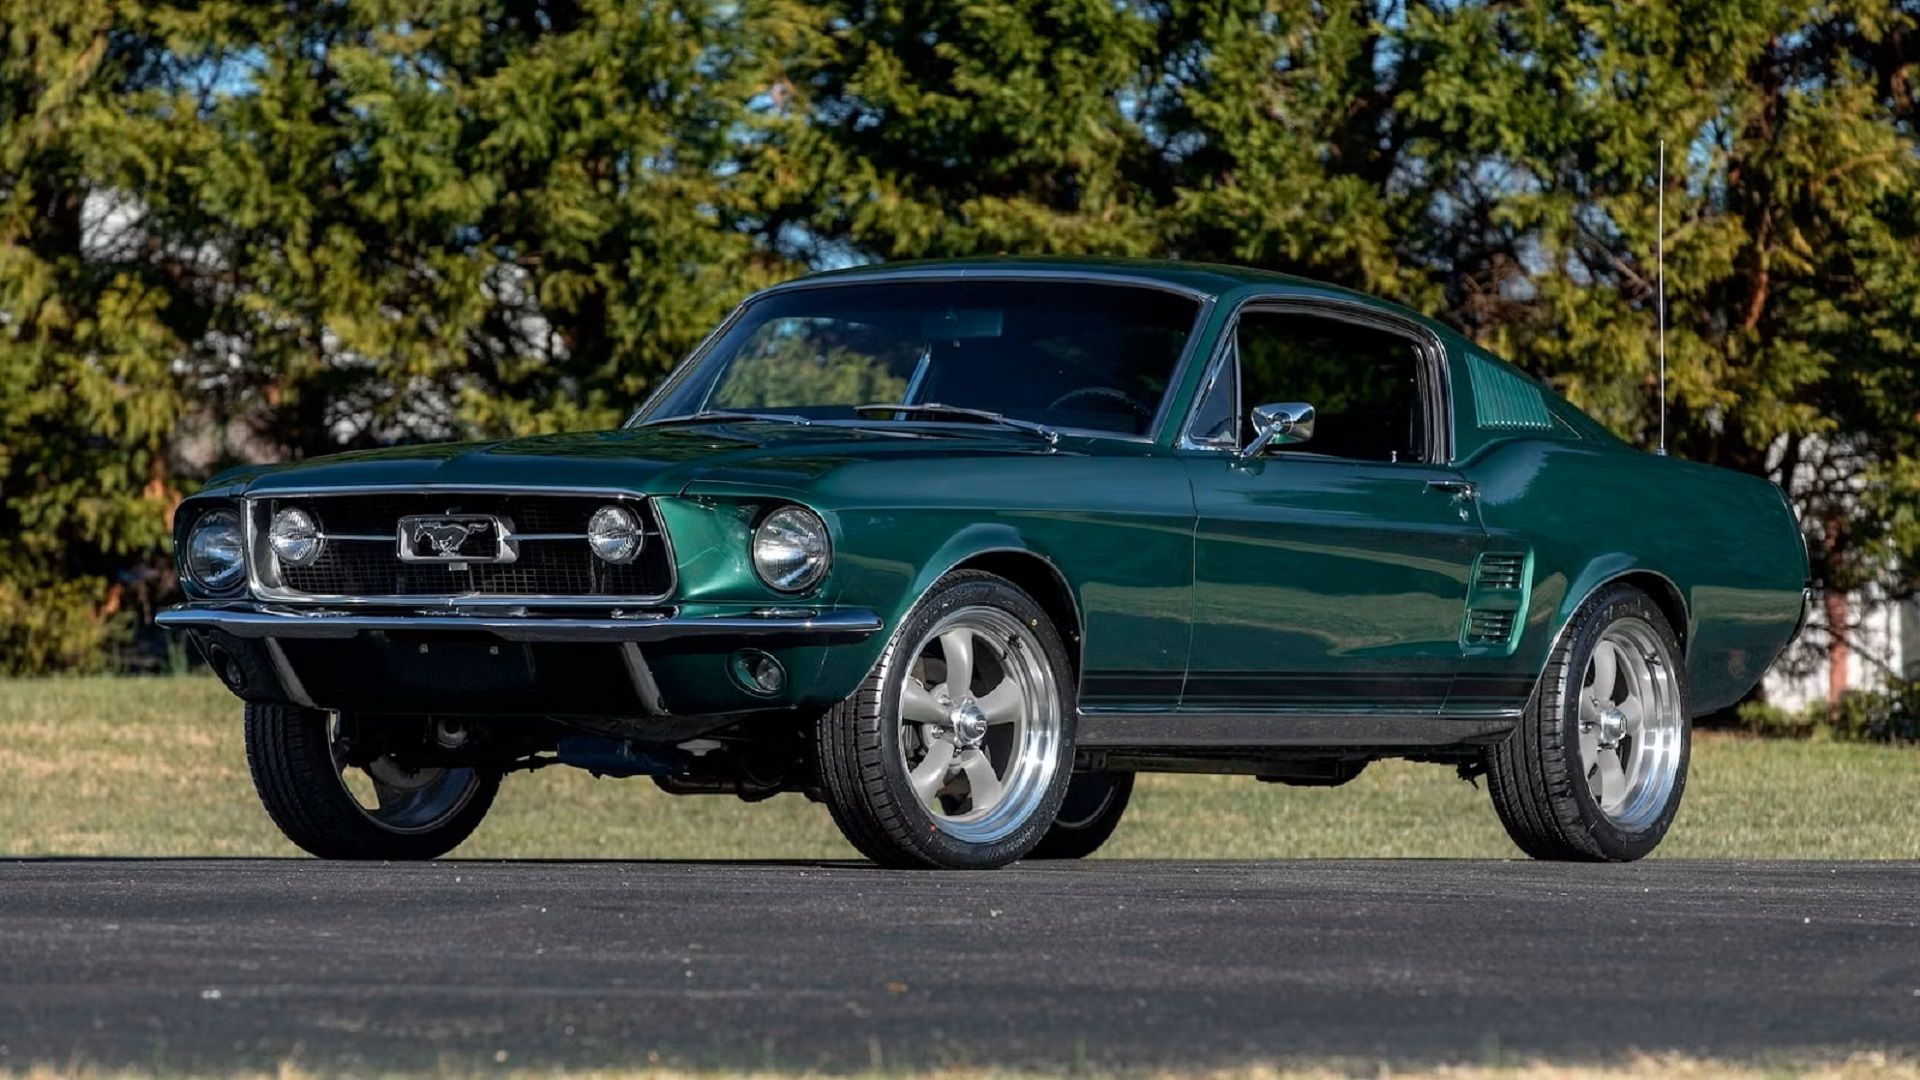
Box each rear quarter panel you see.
[1463,437,1806,715]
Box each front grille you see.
[251,492,672,601]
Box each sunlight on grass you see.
[1,676,1914,861]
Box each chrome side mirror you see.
[1241,402,1315,459]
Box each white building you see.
[1763,588,1920,711]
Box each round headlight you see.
[185,509,247,593]
[268,507,323,568]
[587,505,644,565]
[752,506,831,593]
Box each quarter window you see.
[1186,343,1238,447]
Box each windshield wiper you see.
[853,403,1058,446]
[637,410,813,428]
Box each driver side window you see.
[1191,309,1428,463]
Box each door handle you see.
[1427,478,1477,499]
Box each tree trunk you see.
[1825,588,1850,722]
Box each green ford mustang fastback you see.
[161,258,1809,868]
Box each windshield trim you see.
[624,270,1217,440]
[750,267,1216,303]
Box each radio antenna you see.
[1656,139,1668,456]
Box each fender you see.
[1549,558,1690,654]
[1529,561,1691,709]
[888,524,1076,631]
[796,522,1090,708]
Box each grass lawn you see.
[2,675,1914,861]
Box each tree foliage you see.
[3,0,1918,677]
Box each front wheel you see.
[243,704,499,860]
[814,571,1076,869]
[1485,584,1690,862]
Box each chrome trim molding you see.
[241,486,677,607]
[752,267,1217,302]
[158,603,882,644]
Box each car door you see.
[1178,302,1487,712]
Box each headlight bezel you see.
[751,505,832,594]
[184,508,248,595]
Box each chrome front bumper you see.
[156,602,884,643]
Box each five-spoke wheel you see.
[896,606,1063,843]
[1577,618,1685,832]
[814,571,1076,868]
[1486,583,1690,861]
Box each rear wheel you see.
[814,571,1076,869]
[1028,771,1133,860]
[243,703,499,860]
[1485,584,1689,862]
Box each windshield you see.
[634,280,1202,437]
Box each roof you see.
[794,255,1442,330]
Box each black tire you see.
[814,570,1077,869]
[1485,583,1691,862]
[1027,771,1133,860]
[243,703,499,860]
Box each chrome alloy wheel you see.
[328,716,484,835]
[1578,617,1685,831]
[895,605,1063,844]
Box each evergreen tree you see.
[0,2,258,670]
[2,0,1916,687]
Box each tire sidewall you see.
[245,703,499,860]
[1051,770,1132,832]
[1552,588,1691,861]
[872,575,1078,869]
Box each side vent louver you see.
[1477,553,1526,591]
[1465,610,1517,645]
[1460,548,1533,654]
[1466,350,1555,431]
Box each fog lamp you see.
[588,505,644,564]
[268,507,323,568]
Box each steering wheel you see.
[1046,386,1154,423]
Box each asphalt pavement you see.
[0,859,1915,1072]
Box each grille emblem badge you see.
[417,522,478,556]
[396,514,517,565]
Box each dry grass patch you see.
[2,676,1917,860]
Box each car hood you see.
[229,421,1107,498]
